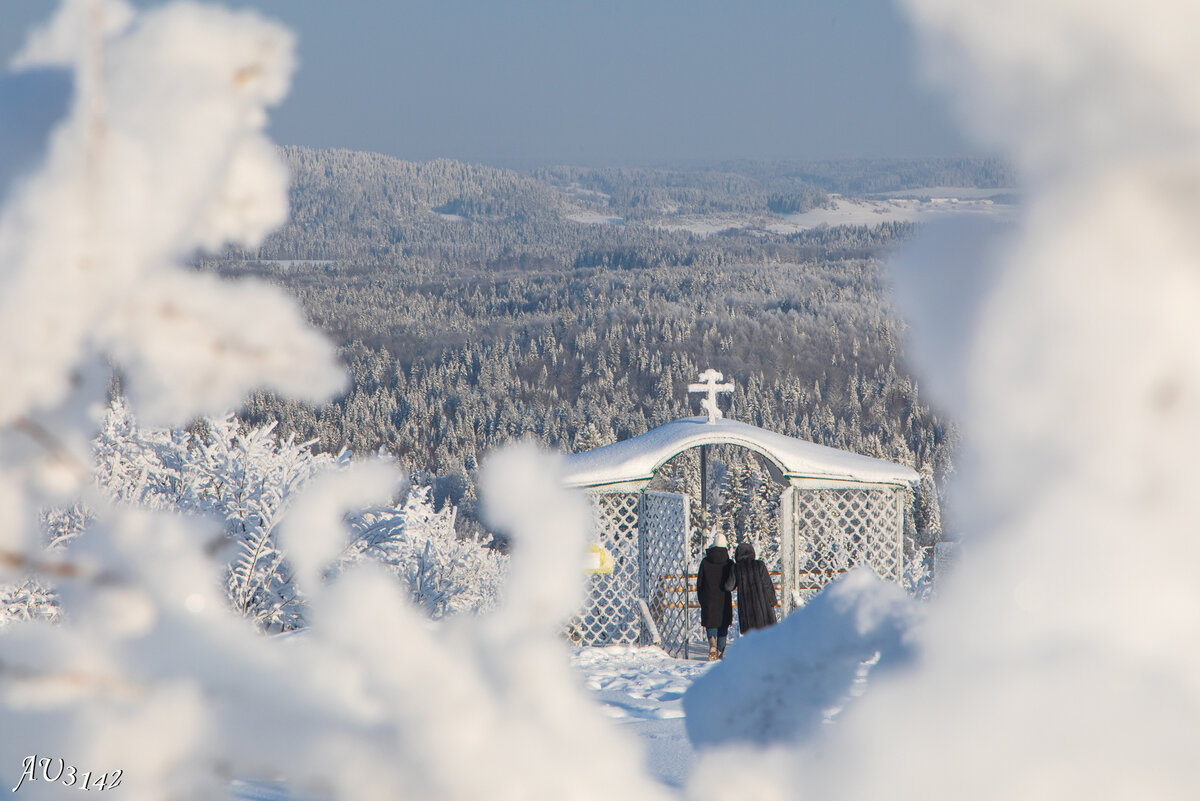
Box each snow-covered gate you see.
[561,412,919,653]
[564,491,693,655]
[566,493,642,646]
[639,491,692,657]
[566,481,906,655]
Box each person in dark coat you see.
[696,532,735,660]
[732,541,777,633]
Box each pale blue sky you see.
[2,0,972,167]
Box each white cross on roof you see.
[687,368,734,424]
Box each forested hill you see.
[248,146,1007,264]
[209,146,1006,540]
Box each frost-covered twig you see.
[0,4,664,801]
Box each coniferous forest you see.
[206,147,1007,544]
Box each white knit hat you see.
[713,532,728,548]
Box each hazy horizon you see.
[1,0,978,170]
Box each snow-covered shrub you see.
[0,5,660,800]
[11,395,507,632]
[0,505,89,626]
[95,403,340,629]
[0,579,59,626]
[94,401,505,628]
[901,538,933,600]
[342,486,507,618]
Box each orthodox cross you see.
[688,368,734,424]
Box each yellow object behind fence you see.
[585,543,614,574]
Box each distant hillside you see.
[210,147,993,540]
[249,147,1010,263]
[719,156,1015,196]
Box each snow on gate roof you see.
[561,416,919,492]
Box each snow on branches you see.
[341,489,506,620]
[0,5,655,799]
[91,402,507,630]
[4,401,510,630]
[95,404,339,631]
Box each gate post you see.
[636,494,649,645]
[778,486,798,617]
[680,492,691,660]
[893,487,906,583]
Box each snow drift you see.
[683,569,919,750]
[684,0,1200,799]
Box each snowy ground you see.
[236,637,875,798]
[231,645,710,799]
[570,645,712,789]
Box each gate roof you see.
[562,417,919,492]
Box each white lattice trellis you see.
[567,493,642,646]
[639,491,691,657]
[791,487,903,603]
[564,415,918,638]
[567,417,917,651]
[574,485,907,648]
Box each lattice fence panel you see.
[794,487,903,604]
[640,491,690,658]
[566,493,642,646]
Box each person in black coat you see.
[732,541,777,633]
[696,532,735,660]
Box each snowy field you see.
[766,193,1015,233]
[565,210,626,226]
[632,192,1017,238]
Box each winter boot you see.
[707,637,718,661]
[717,645,726,660]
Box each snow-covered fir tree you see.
[340,486,506,619]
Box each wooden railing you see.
[653,569,849,610]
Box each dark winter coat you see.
[732,542,777,632]
[696,546,734,629]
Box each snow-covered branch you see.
[0,4,661,800]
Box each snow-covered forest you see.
[3,0,1199,799]
[231,146,1009,262]
[207,146,963,542]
